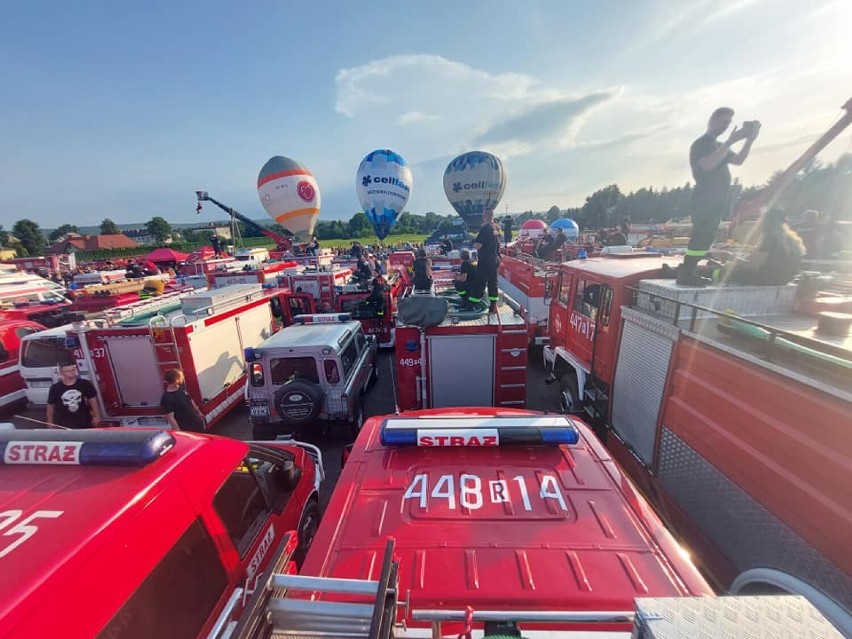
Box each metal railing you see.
[628,286,852,371]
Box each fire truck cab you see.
[219,409,712,638]
[543,254,681,417]
[0,427,323,639]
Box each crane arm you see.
[195,191,292,249]
[731,96,852,226]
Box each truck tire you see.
[294,498,321,567]
[347,403,364,440]
[274,380,324,427]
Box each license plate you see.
[250,404,270,417]
[122,416,170,427]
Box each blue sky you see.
[2,0,850,229]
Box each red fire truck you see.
[497,251,561,345]
[542,253,852,633]
[0,318,45,412]
[0,427,323,639]
[334,269,409,348]
[17,284,312,429]
[394,298,530,411]
[543,254,682,415]
[206,260,298,288]
[213,408,715,638]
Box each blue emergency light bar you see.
[294,313,352,324]
[0,429,175,466]
[380,416,580,448]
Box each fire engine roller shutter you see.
[428,334,495,408]
[105,336,164,406]
[610,308,678,466]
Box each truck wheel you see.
[274,380,324,427]
[347,404,364,440]
[294,498,321,567]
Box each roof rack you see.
[221,538,399,639]
[103,289,187,324]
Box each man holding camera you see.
[679,107,760,286]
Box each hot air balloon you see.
[257,156,321,241]
[443,151,507,231]
[550,218,580,241]
[356,149,412,241]
[518,219,548,241]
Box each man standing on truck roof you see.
[679,107,759,286]
[464,207,501,314]
[46,363,100,429]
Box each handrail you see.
[411,608,634,624]
[628,286,851,364]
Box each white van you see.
[235,248,270,263]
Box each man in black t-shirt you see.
[161,369,204,432]
[465,208,501,313]
[680,107,759,286]
[47,364,100,429]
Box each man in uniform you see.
[465,207,501,313]
[453,249,476,302]
[679,106,759,286]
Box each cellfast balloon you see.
[443,151,507,231]
[257,156,321,241]
[356,149,412,240]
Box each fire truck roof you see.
[562,254,682,280]
[300,408,712,626]
[0,429,247,636]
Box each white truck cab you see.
[245,314,378,440]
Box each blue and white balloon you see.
[356,149,412,240]
[550,217,579,241]
[443,151,507,231]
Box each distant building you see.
[47,233,139,253]
[123,228,159,245]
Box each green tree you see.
[580,184,623,229]
[49,224,79,242]
[0,225,8,247]
[546,205,562,223]
[12,219,47,255]
[100,218,121,235]
[146,216,172,243]
[347,212,371,237]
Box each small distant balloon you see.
[356,149,412,240]
[257,156,321,241]
[443,151,507,231]
[550,218,580,240]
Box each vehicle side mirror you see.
[341,444,354,468]
[275,460,301,492]
[544,277,554,305]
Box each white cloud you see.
[396,111,440,126]
[335,55,533,119]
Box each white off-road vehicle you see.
[244,314,378,439]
